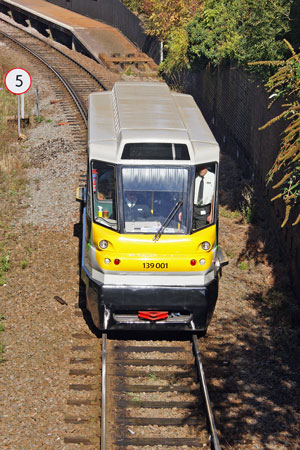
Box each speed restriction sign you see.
[4,68,32,95]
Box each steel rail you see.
[193,334,221,450]
[0,16,106,90]
[101,333,107,450]
[0,28,89,125]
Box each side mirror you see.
[76,186,86,203]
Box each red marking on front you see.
[138,311,168,321]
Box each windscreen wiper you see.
[153,200,183,242]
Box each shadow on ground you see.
[209,151,300,449]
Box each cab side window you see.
[92,161,117,229]
[193,164,216,231]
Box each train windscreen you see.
[121,166,189,234]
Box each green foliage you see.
[239,184,256,224]
[122,0,200,74]
[160,27,190,74]
[0,314,4,363]
[186,0,292,75]
[0,314,5,327]
[239,261,249,270]
[0,251,10,285]
[142,0,199,41]
[121,0,144,15]
[21,260,27,269]
[252,41,300,226]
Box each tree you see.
[186,0,292,75]
[251,40,300,226]
[142,0,200,41]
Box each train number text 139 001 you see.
[143,262,169,269]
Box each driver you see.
[124,191,151,221]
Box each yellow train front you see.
[78,82,227,333]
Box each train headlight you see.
[201,241,211,251]
[104,258,111,265]
[200,259,206,266]
[99,240,108,250]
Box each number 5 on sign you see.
[4,68,32,95]
[4,68,32,136]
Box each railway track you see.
[101,334,220,449]
[0,17,106,148]
[0,17,221,449]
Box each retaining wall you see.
[182,67,300,296]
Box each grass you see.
[0,251,10,286]
[0,58,34,288]
[0,314,5,363]
[226,249,235,259]
[35,115,51,123]
[239,184,256,224]
[20,260,27,269]
[148,372,157,381]
[219,206,241,220]
[239,261,249,270]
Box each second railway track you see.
[0,16,107,135]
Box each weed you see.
[219,207,241,219]
[240,184,256,224]
[0,252,9,286]
[0,252,10,273]
[25,247,33,256]
[260,289,287,311]
[0,314,5,363]
[219,207,232,218]
[21,260,27,269]
[239,261,249,270]
[226,249,235,259]
[123,64,134,76]
[128,392,141,401]
[149,372,157,381]
[46,119,52,123]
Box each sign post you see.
[4,68,32,136]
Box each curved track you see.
[0,17,221,449]
[0,17,105,133]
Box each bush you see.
[186,0,292,76]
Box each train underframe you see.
[81,269,219,332]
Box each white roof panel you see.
[172,93,217,144]
[88,82,219,164]
[89,92,115,142]
[112,82,185,132]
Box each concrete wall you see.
[45,0,160,63]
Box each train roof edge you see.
[88,82,219,164]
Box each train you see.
[77,81,227,333]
